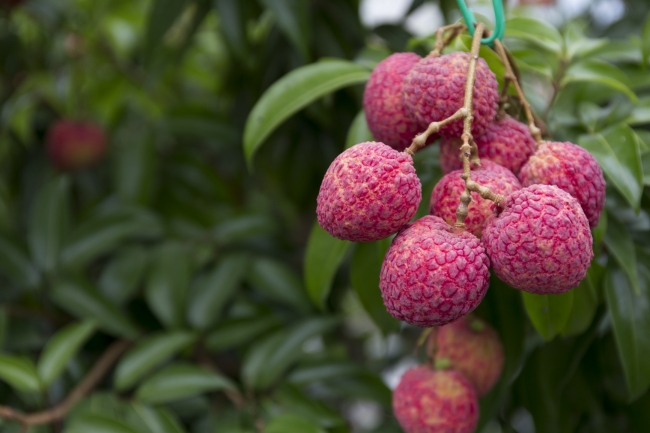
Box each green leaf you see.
[504,17,563,54]
[604,215,640,295]
[145,242,191,329]
[28,175,71,272]
[605,261,650,401]
[345,110,373,149]
[560,264,600,337]
[561,59,638,102]
[521,290,574,340]
[247,257,312,313]
[131,404,186,433]
[642,12,650,67]
[135,363,236,404]
[51,280,140,339]
[0,236,40,288]
[304,222,351,309]
[115,331,197,391]
[98,246,148,305]
[67,413,141,433]
[263,414,326,433]
[0,354,41,392]
[350,240,399,334]
[643,153,650,186]
[242,316,339,389]
[205,315,281,352]
[145,0,189,59]
[579,124,643,211]
[113,124,157,205]
[455,35,505,80]
[187,254,249,330]
[37,320,97,386]
[243,60,370,167]
[214,0,250,61]
[259,0,310,60]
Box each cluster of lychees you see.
[316,25,605,433]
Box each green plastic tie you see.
[456,0,505,47]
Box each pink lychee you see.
[434,315,504,396]
[379,215,490,327]
[403,52,498,137]
[440,115,536,175]
[429,160,521,237]
[482,184,593,294]
[316,142,421,242]
[518,141,605,228]
[46,120,107,171]
[393,366,478,433]
[363,53,423,151]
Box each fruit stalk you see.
[431,23,466,56]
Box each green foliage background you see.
[1,0,650,432]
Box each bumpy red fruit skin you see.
[364,53,422,151]
[483,184,593,294]
[393,366,478,433]
[46,120,107,171]
[436,316,504,396]
[440,116,536,175]
[380,215,490,327]
[317,142,421,242]
[430,160,521,237]
[519,141,605,228]
[403,52,498,137]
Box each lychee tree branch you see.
[431,23,466,57]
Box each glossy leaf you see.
[115,331,197,391]
[37,320,97,385]
[579,124,643,211]
[505,17,563,53]
[345,110,373,149]
[131,404,186,433]
[0,355,41,392]
[247,257,311,313]
[0,236,39,288]
[561,59,638,102]
[260,0,310,60]
[560,264,600,337]
[304,223,351,309]
[604,215,640,295]
[98,246,148,305]
[263,414,326,433]
[521,291,574,340]
[67,413,141,433]
[243,60,370,167]
[135,363,236,404]
[205,315,281,352]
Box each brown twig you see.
[0,340,131,427]
[430,23,466,56]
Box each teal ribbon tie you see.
[456,0,505,46]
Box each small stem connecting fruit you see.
[430,23,466,57]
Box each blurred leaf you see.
[28,175,71,272]
[0,354,41,392]
[643,154,650,186]
[205,315,281,352]
[242,316,339,389]
[561,59,638,102]
[131,403,186,433]
[304,223,351,309]
[605,262,650,401]
[187,254,249,330]
[579,124,643,212]
[592,207,607,249]
[564,22,607,60]
[99,246,148,305]
[560,264,600,337]
[212,215,276,245]
[263,414,325,433]
[627,97,650,126]
[272,384,345,428]
[350,240,399,334]
[67,413,141,433]
[248,257,312,313]
[145,0,188,59]
[243,60,370,167]
[345,110,373,149]
[288,361,360,385]
[145,242,191,329]
[0,237,39,288]
[37,320,97,386]
[505,18,563,54]
[115,331,197,391]
[113,125,157,205]
[51,280,140,339]
[604,215,640,295]
[643,13,650,67]
[521,291,574,340]
[135,363,236,404]
[214,0,251,61]
[260,0,310,60]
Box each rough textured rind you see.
[483,184,593,294]
[393,366,478,433]
[435,316,504,396]
[379,215,490,327]
[519,141,605,227]
[46,119,107,171]
[440,116,536,174]
[364,53,422,151]
[430,160,521,237]
[403,52,498,137]
[317,142,421,242]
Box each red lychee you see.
[393,366,478,433]
[364,53,422,151]
[46,120,107,171]
[429,160,521,237]
[518,141,605,228]
[316,142,421,242]
[482,184,593,294]
[403,52,498,137]
[434,315,504,396]
[379,215,490,327]
[440,116,536,175]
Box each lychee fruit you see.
[518,141,605,228]
[439,115,536,175]
[403,52,499,137]
[429,160,521,237]
[434,315,504,396]
[364,53,422,151]
[393,366,478,433]
[482,184,593,294]
[46,119,107,171]
[379,215,490,327]
[317,142,421,242]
